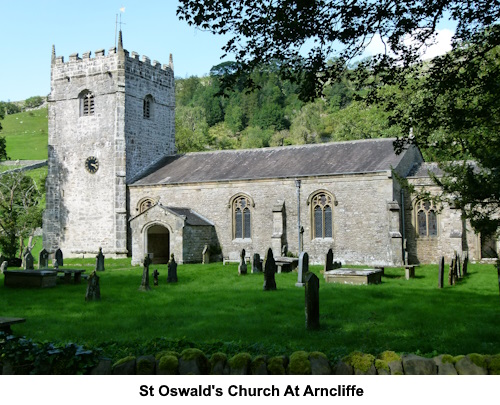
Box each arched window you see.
[138,198,155,213]
[79,90,94,116]
[143,95,154,119]
[415,200,438,237]
[311,191,334,239]
[232,195,252,239]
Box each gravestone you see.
[55,248,63,267]
[167,253,178,283]
[202,245,210,264]
[95,247,105,271]
[238,249,247,275]
[305,272,320,330]
[153,269,159,286]
[0,261,7,274]
[324,248,334,272]
[38,249,49,269]
[281,244,288,256]
[438,256,444,289]
[296,251,309,287]
[85,271,101,301]
[24,251,34,270]
[252,253,262,273]
[53,258,59,270]
[139,255,152,291]
[457,252,462,278]
[448,258,455,286]
[263,248,277,291]
[462,252,468,276]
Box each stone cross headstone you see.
[0,261,7,274]
[38,248,49,269]
[85,271,101,301]
[296,251,309,287]
[263,248,277,291]
[438,256,444,289]
[139,254,152,291]
[153,269,160,286]
[55,248,64,267]
[167,253,178,283]
[305,272,320,330]
[24,250,34,270]
[238,249,247,275]
[96,247,105,271]
[252,253,262,273]
[324,248,334,272]
[202,245,210,264]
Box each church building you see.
[42,34,497,266]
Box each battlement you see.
[52,46,174,74]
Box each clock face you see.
[85,156,99,174]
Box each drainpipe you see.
[401,188,406,263]
[295,179,302,254]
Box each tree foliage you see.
[177,0,500,236]
[0,172,44,258]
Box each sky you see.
[0,0,455,102]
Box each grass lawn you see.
[1,108,48,160]
[1,259,499,361]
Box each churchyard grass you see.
[0,259,499,361]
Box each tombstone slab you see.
[167,254,178,283]
[295,251,308,287]
[324,269,382,285]
[38,249,49,269]
[238,249,247,275]
[95,247,105,271]
[85,271,101,301]
[305,272,320,330]
[263,248,277,291]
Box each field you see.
[1,108,48,160]
[1,258,499,361]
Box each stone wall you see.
[43,42,175,259]
[405,179,482,263]
[129,171,404,266]
[99,350,500,375]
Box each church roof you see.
[130,138,410,186]
[407,162,444,178]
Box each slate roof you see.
[131,203,214,226]
[407,162,444,178]
[130,138,408,186]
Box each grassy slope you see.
[1,108,48,160]
[0,259,498,360]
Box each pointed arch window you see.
[138,198,155,213]
[416,200,438,237]
[232,195,252,239]
[311,191,334,239]
[143,95,154,119]
[79,90,94,116]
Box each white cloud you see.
[364,28,454,60]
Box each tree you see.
[177,1,500,100]
[177,1,500,237]
[0,172,44,259]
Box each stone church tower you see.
[43,32,175,258]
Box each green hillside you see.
[1,108,48,160]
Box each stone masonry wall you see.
[43,44,175,258]
[129,171,403,266]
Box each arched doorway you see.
[146,224,170,264]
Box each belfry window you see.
[79,90,94,116]
[232,195,251,239]
[416,200,438,237]
[143,95,153,119]
[311,192,334,239]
